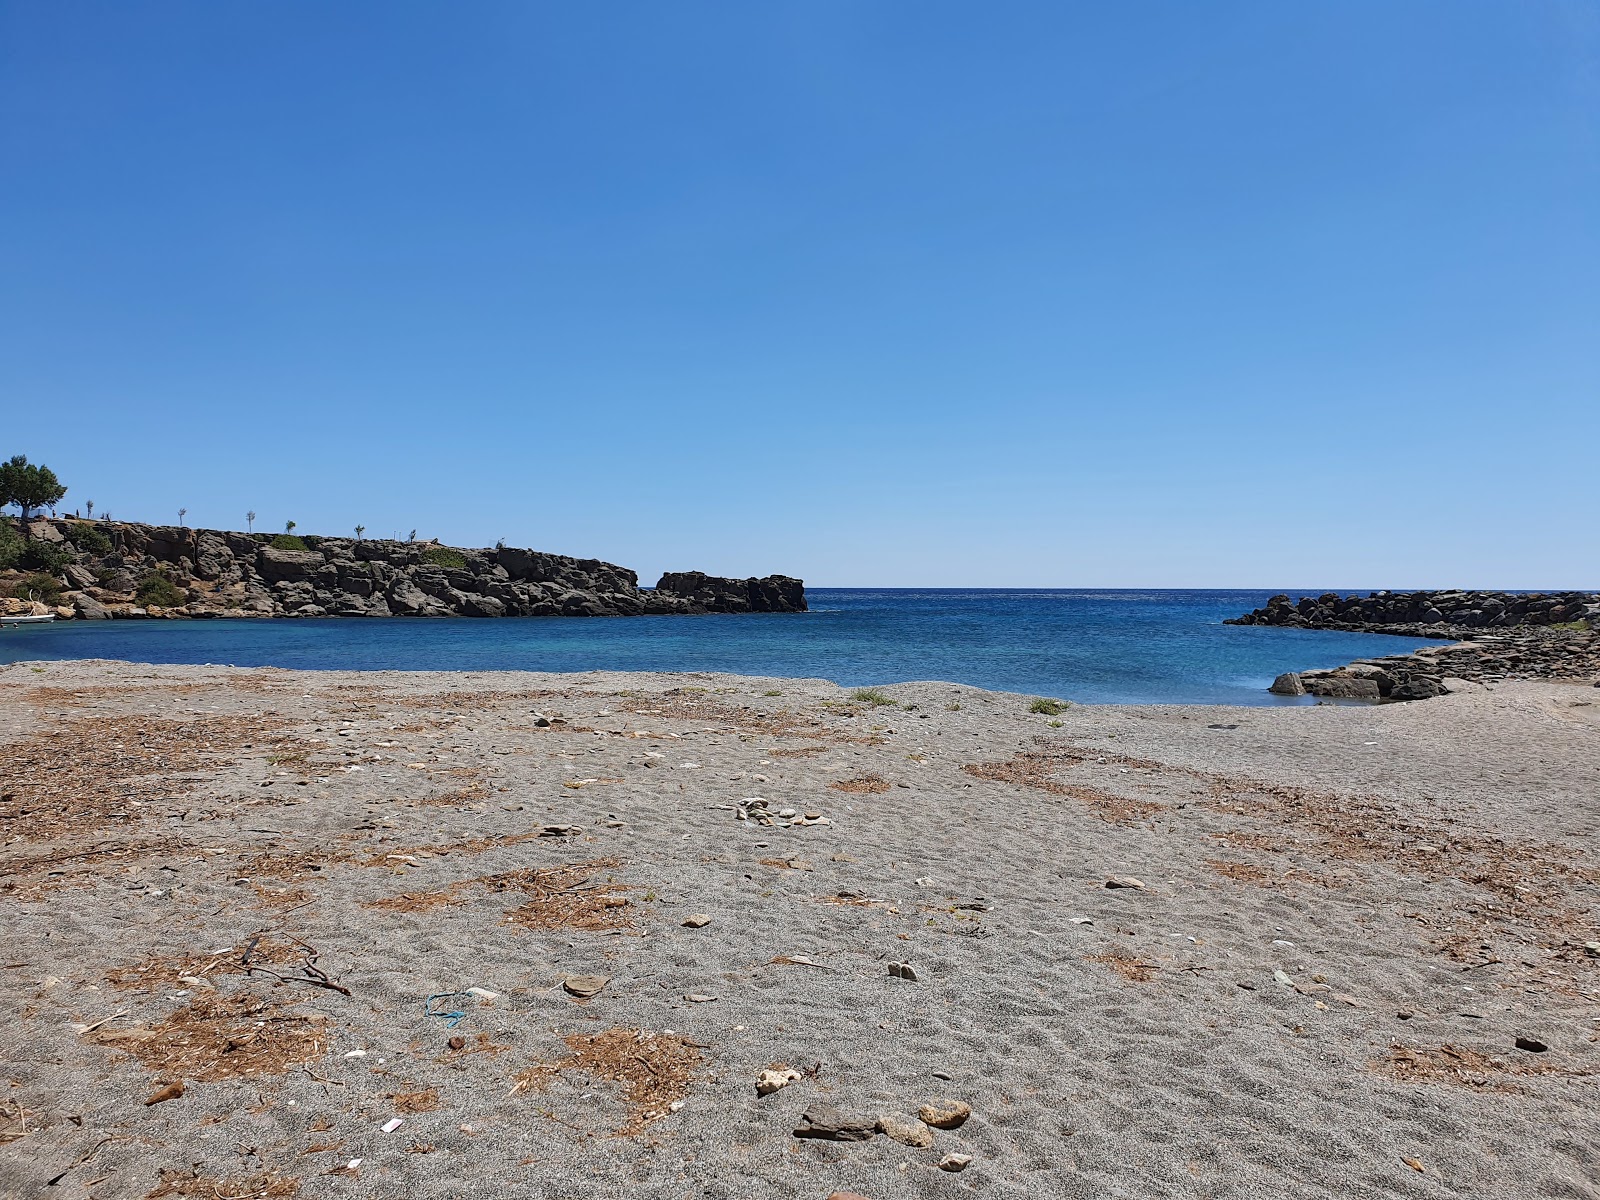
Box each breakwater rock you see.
[1232,590,1600,701]
[0,519,807,621]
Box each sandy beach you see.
[1,659,1596,1199]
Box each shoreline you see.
[1230,591,1600,701]
[2,659,1596,1197]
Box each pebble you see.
[888,962,919,982]
[826,1193,873,1200]
[918,1098,971,1129]
[939,1153,973,1172]
[1105,876,1144,889]
[1515,1036,1549,1053]
[684,993,718,1003]
[794,1104,879,1141]
[877,1114,935,1148]
[682,914,712,928]
[756,1068,800,1096]
[562,974,608,999]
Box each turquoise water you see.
[0,588,1439,706]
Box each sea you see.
[0,588,1440,707]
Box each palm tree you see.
[86,500,94,518]
[285,520,297,534]
[355,524,366,541]
[178,507,187,527]
[246,511,256,534]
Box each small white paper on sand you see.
[466,987,499,1000]
[381,1118,405,1133]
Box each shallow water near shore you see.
[0,587,1440,705]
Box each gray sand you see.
[1,660,1596,1199]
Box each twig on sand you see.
[77,1010,129,1035]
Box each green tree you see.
[0,455,68,520]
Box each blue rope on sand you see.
[425,990,469,1028]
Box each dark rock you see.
[1268,672,1306,696]
[256,547,326,583]
[1301,675,1381,701]
[72,593,111,620]
[654,571,807,613]
[63,563,98,591]
[793,1104,879,1141]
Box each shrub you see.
[71,523,113,556]
[420,545,468,569]
[135,572,185,608]
[22,539,76,573]
[270,534,310,551]
[851,688,898,707]
[1028,698,1070,715]
[9,572,62,603]
[0,518,21,571]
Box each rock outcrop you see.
[653,571,806,614]
[1236,590,1600,701]
[1227,589,1599,635]
[0,519,808,622]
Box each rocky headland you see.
[0,518,806,622]
[1228,589,1600,701]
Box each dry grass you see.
[386,1087,440,1114]
[624,690,877,745]
[1029,738,1600,971]
[145,1169,300,1198]
[962,752,1167,825]
[1204,859,1348,890]
[1086,950,1159,983]
[0,714,289,842]
[362,827,547,866]
[513,1027,702,1136]
[768,745,827,758]
[106,936,312,993]
[829,774,891,794]
[97,991,327,1083]
[366,859,633,932]
[244,847,359,881]
[1371,1044,1582,1093]
[0,836,195,900]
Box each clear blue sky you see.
[2,2,1596,587]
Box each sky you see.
[2,2,1596,588]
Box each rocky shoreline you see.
[1228,590,1600,701]
[0,518,806,622]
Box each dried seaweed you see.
[962,752,1167,824]
[829,775,890,794]
[512,1028,702,1136]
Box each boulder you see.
[1301,675,1381,701]
[256,547,325,583]
[1268,672,1306,696]
[71,593,111,620]
[63,563,98,591]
